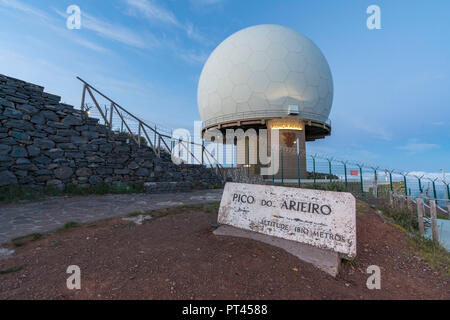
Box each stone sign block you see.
[217,183,357,259]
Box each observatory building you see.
[198,24,333,179]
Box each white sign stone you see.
[218,183,357,258]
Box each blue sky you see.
[0,0,449,174]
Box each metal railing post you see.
[343,162,348,191]
[297,149,301,188]
[402,173,409,196]
[312,155,316,185]
[358,164,364,197]
[389,170,393,192]
[327,158,333,184]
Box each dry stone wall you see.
[0,74,222,190]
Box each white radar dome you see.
[198,24,333,128]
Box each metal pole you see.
[447,184,450,200]
[281,150,284,184]
[418,178,423,194]
[389,171,393,192]
[246,138,250,177]
[201,140,204,166]
[359,166,364,197]
[312,156,316,184]
[403,175,408,196]
[80,84,86,113]
[297,150,301,188]
[272,152,275,183]
[432,180,437,199]
[343,163,348,191]
[373,168,378,198]
[328,159,332,184]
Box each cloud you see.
[176,50,209,65]
[0,0,111,53]
[398,141,439,154]
[125,0,179,26]
[124,0,207,43]
[342,114,392,141]
[0,0,47,20]
[54,8,153,49]
[190,0,225,5]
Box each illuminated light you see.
[270,125,303,131]
[268,118,304,131]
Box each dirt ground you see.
[0,200,449,300]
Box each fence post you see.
[389,171,393,192]
[389,191,393,207]
[431,179,437,199]
[416,197,425,236]
[272,152,275,183]
[403,174,408,196]
[327,158,333,183]
[407,196,413,212]
[343,162,348,191]
[358,165,364,197]
[297,149,301,188]
[446,183,450,200]
[430,200,439,243]
[312,156,316,184]
[416,176,423,194]
[372,167,378,198]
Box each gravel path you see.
[0,190,223,244]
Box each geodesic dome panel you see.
[198,24,333,127]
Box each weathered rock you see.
[3,108,23,119]
[30,114,46,125]
[16,104,37,114]
[11,146,28,158]
[54,167,73,180]
[76,168,92,177]
[34,138,55,150]
[136,168,150,176]
[62,115,83,126]
[27,145,40,157]
[88,176,102,185]
[0,170,17,186]
[0,145,11,155]
[9,131,30,141]
[41,110,59,121]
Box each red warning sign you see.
[350,170,359,176]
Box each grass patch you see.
[409,236,450,278]
[12,233,43,247]
[0,182,145,204]
[54,221,80,233]
[380,206,429,234]
[378,206,449,278]
[128,211,147,217]
[0,266,24,275]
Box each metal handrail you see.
[77,77,225,180]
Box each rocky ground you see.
[0,199,448,300]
